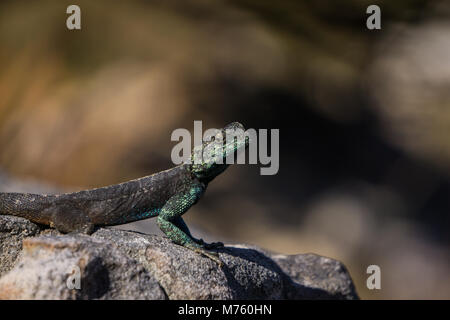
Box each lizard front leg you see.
[156,183,223,266]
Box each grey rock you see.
[0,215,358,299]
[0,226,165,299]
[271,253,358,299]
[93,229,285,299]
[0,216,44,278]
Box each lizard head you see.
[190,122,249,182]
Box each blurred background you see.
[0,0,449,299]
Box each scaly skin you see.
[0,122,248,265]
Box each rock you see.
[93,229,285,299]
[0,216,43,278]
[0,215,358,299]
[271,253,358,299]
[0,229,165,299]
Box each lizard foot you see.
[186,243,224,267]
[195,238,224,249]
[197,248,223,267]
[203,241,224,250]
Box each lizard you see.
[0,122,249,266]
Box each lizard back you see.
[0,164,198,228]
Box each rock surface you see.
[0,216,43,279]
[0,215,358,299]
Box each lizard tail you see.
[0,192,53,225]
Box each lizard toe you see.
[191,247,224,266]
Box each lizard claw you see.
[187,244,224,267]
[198,249,223,267]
